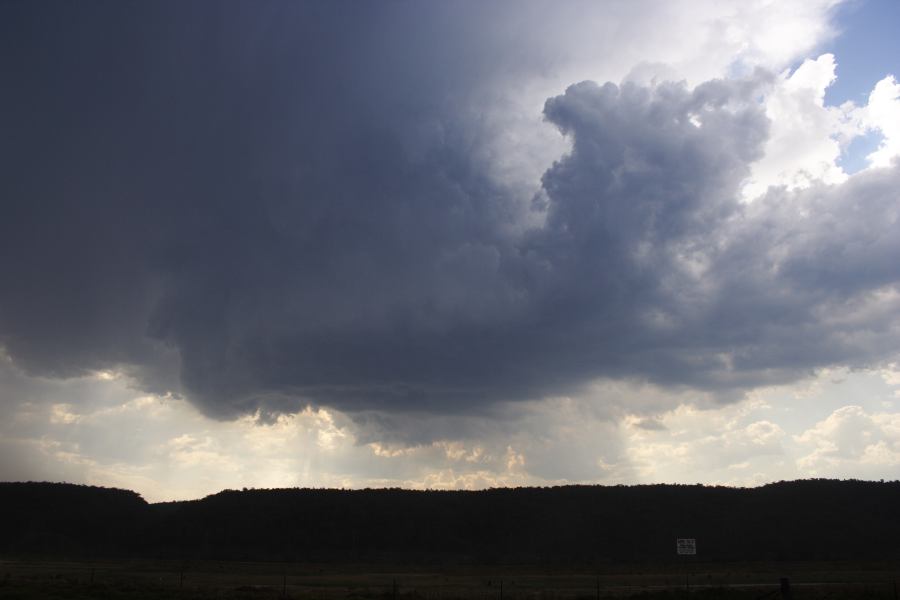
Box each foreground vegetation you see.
[1,559,898,600]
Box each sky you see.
[1,0,899,502]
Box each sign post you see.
[676,538,696,556]
[676,539,696,594]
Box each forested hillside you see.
[2,480,898,564]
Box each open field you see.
[1,559,898,599]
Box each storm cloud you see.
[2,1,898,429]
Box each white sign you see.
[676,538,696,555]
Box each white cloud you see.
[742,54,855,200]
[624,402,790,485]
[49,403,83,425]
[740,53,900,202]
[165,434,238,471]
[795,405,900,472]
[5,359,900,500]
[880,365,900,400]
[858,75,900,168]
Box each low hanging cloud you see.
[1,1,898,432]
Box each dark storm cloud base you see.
[2,2,899,424]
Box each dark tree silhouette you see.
[2,480,898,564]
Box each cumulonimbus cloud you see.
[1,1,897,425]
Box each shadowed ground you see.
[1,559,898,599]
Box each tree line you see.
[2,479,898,564]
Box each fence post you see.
[779,577,791,600]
